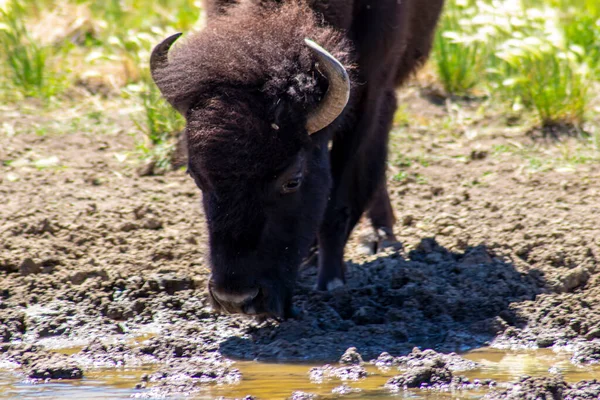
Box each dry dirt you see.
[1,90,599,398]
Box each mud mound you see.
[74,338,147,368]
[484,376,600,400]
[0,271,213,344]
[309,364,367,383]
[339,347,364,365]
[385,358,452,390]
[379,347,491,393]
[571,340,600,365]
[372,347,479,371]
[492,283,600,351]
[220,240,541,360]
[139,353,241,398]
[1,343,82,380]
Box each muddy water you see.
[1,348,599,399]
[0,369,151,399]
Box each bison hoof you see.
[327,278,345,291]
[315,277,345,292]
[357,228,402,255]
[379,237,403,252]
[284,306,301,320]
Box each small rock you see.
[536,335,556,348]
[585,329,600,340]
[332,384,360,395]
[137,161,156,177]
[555,267,589,293]
[339,347,364,365]
[431,186,444,196]
[372,352,395,369]
[86,176,103,186]
[119,222,138,232]
[133,205,149,219]
[69,269,108,285]
[470,150,488,160]
[19,258,41,276]
[386,362,452,390]
[152,274,194,295]
[288,392,318,400]
[143,217,163,230]
[460,246,493,266]
[28,358,83,380]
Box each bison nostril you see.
[210,287,259,306]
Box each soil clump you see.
[484,376,600,400]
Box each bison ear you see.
[304,38,350,135]
[150,33,190,116]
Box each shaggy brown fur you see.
[154,1,351,188]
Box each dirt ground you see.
[1,88,600,398]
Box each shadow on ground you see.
[220,238,545,362]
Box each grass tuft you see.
[126,77,185,172]
[433,0,489,96]
[496,38,589,127]
[0,0,67,98]
[432,0,595,128]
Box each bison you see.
[150,0,445,318]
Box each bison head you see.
[149,12,350,318]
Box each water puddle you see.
[1,348,599,399]
[0,368,151,399]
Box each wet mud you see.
[484,376,600,400]
[1,94,600,398]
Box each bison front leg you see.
[316,207,351,291]
[316,88,398,291]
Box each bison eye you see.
[281,177,302,194]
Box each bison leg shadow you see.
[219,238,545,362]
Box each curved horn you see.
[150,33,182,110]
[304,38,350,134]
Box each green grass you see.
[393,171,428,185]
[433,0,488,96]
[0,1,67,98]
[93,0,198,168]
[0,0,197,168]
[432,0,597,128]
[495,38,589,127]
[127,78,185,170]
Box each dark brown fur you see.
[153,0,444,317]
[154,2,352,189]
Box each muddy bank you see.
[220,240,544,360]
[484,376,600,400]
[0,343,82,380]
[2,92,600,397]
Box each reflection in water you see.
[464,348,599,383]
[0,348,598,399]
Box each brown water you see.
[1,348,599,399]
